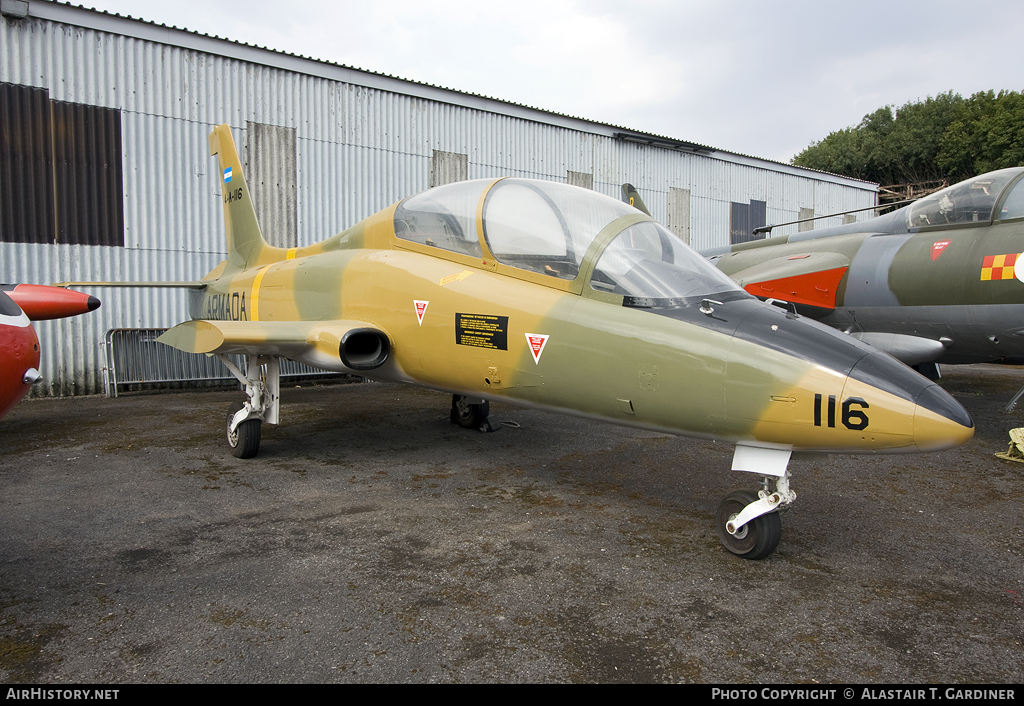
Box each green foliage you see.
[792,91,1024,184]
[936,91,1024,177]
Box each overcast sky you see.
[82,0,1023,164]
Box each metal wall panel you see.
[51,98,124,246]
[429,150,468,187]
[0,4,877,396]
[120,112,224,254]
[0,82,54,244]
[245,121,297,249]
[667,187,690,245]
[566,171,593,189]
[799,207,816,231]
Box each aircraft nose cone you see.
[845,351,973,452]
[912,383,974,451]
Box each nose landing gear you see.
[716,445,797,559]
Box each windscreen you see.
[590,221,746,301]
[997,174,1024,220]
[0,289,23,318]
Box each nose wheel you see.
[716,489,782,560]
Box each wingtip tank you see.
[4,284,101,321]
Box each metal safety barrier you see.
[101,328,342,397]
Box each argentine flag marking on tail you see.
[224,167,233,183]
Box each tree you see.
[792,91,1024,184]
[936,90,1024,177]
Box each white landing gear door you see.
[731,443,791,476]
[727,443,797,536]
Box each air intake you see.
[340,329,390,370]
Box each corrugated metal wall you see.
[0,4,877,396]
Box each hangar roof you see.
[22,1,875,191]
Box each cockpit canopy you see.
[394,177,743,303]
[906,167,1024,228]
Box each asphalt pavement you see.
[0,365,1021,683]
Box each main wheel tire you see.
[450,395,490,429]
[226,402,262,459]
[715,489,782,560]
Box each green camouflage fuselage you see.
[183,202,970,454]
[159,124,973,456]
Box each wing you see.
[157,319,391,372]
[729,252,849,311]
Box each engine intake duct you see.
[340,329,390,370]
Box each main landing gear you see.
[715,445,797,560]
[219,354,280,459]
[450,394,493,432]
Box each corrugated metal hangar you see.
[0,0,877,396]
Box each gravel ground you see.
[0,365,1021,683]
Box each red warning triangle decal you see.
[525,333,549,364]
[413,300,428,325]
[931,240,951,261]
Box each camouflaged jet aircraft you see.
[704,168,1024,378]
[155,125,974,559]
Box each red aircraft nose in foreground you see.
[0,284,100,420]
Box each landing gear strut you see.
[716,445,797,559]
[219,354,280,458]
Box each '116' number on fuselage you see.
[814,394,869,430]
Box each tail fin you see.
[621,183,652,216]
[209,124,271,272]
